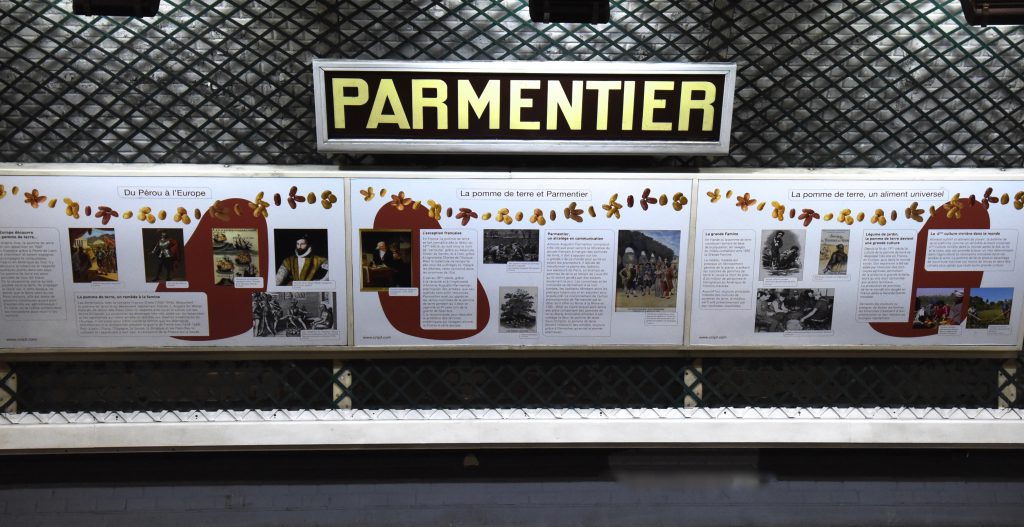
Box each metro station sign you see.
[313,60,735,155]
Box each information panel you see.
[0,174,347,349]
[350,176,692,346]
[690,178,1024,347]
[3,167,1020,354]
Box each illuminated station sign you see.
[313,60,735,155]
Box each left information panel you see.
[0,173,347,350]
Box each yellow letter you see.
[546,80,583,130]
[367,79,410,129]
[509,80,541,131]
[641,81,674,131]
[585,80,621,131]
[678,81,717,131]
[411,79,448,130]
[331,78,368,129]
[621,81,635,131]
[457,79,500,130]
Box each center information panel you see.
[349,176,692,347]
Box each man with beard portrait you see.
[275,233,329,286]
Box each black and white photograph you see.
[251,292,337,337]
[498,286,538,333]
[274,229,329,286]
[754,288,835,332]
[759,229,805,280]
[482,229,539,264]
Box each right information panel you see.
[690,178,1024,347]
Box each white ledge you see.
[2,407,1023,452]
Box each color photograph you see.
[142,228,185,283]
[69,228,118,283]
[614,230,680,311]
[911,287,968,328]
[359,229,413,290]
[817,229,850,275]
[274,229,329,286]
[213,228,260,286]
[966,287,1014,329]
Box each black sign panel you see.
[313,60,735,155]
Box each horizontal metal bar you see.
[6,163,1024,180]
[2,408,1023,452]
